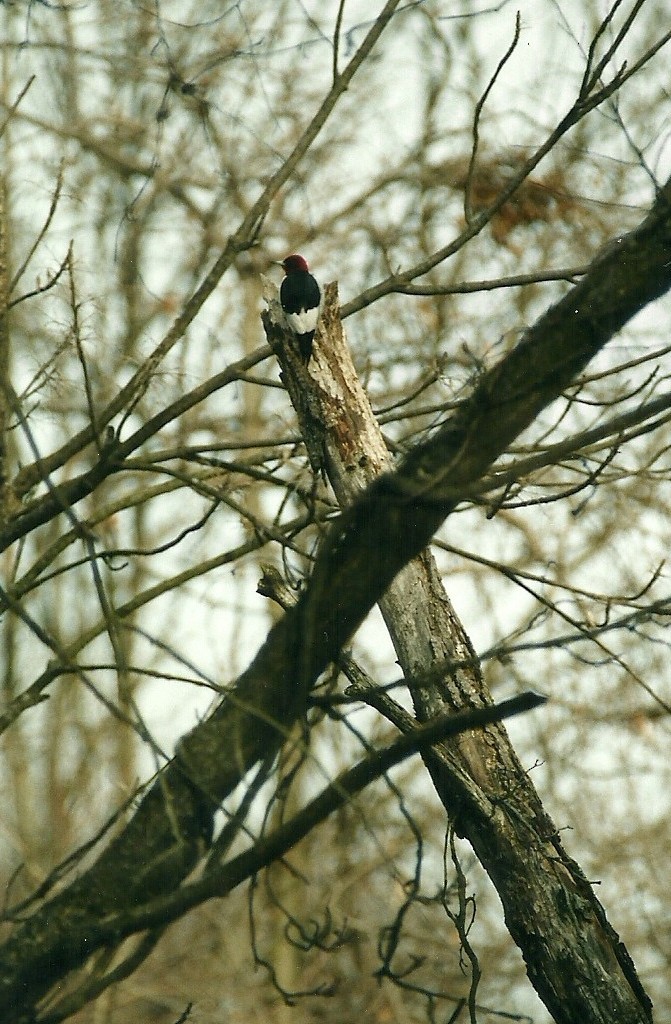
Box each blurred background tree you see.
[0,1,670,1022]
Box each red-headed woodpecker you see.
[279,254,321,363]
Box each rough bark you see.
[265,283,653,1024]
[0,175,12,522]
[1,178,670,1021]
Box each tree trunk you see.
[264,282,653,1024]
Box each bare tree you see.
[0,2,670,1022]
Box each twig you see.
[0,76,34,140]
[9,164,64,294]
[464,12,521,223]
[332,0,347,84]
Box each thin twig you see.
[464,12,521,223]
[9,164,64,294]
[581,0,646,97]
[7,246,70,309]
[332,0,347,84]
[0,76,34,141]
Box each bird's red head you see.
[281,254,309,274]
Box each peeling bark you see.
[265,281,653,1024]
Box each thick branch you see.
[30,694,548,949]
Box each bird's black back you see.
[280,271,320,314]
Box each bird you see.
[278,254,321,363]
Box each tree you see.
[0,2,670,1022]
